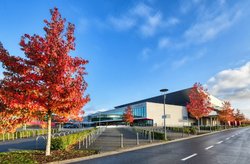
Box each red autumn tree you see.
[218,101,235,125]
[234,109,245,126]
[0,102,22,134]
[186,83,212,131]
[0,89,30,133]
[123,106,134,125]
[0,8,89,156]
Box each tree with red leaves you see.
[186,83,212,131]
[234,109,245,126]
[123,106,134,126]
[218,101,235,126]
[0,8,89,156]
[0,102,20,134]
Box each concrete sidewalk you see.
[86,127,160,152]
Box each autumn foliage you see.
[234,109,245,123]
[123,106,134,125]
[186,83,212,121]
[218,101,235,125]
[0,8,89,155]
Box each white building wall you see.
[146,102,192,127]
[209,95,223,108]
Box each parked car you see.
[63,124,79,128]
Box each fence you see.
[77,127,163,152]
[133,125,241,140]
[0,128,59,142]
[78,127,106,149]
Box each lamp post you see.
[160,88,168,140]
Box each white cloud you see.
[109,16,136,31]
[108,3,179,37]
[158,37,170,49]
[131,2,152,17]
[175,0,248,48]
[171,48,207,69]
[172,57,188,69]
[76,18,89,33]
[184,10,242,44]
[218,0,226,6]
[166,17,180,26]
[84,106,109,116]
[179,0,202,14]
[150,61,166,72]
[206,62,250,118]
[140,12,163,37]
[139,48,151,61]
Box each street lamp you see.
[160,88,168,140]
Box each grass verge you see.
[0,150,98,164]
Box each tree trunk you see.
[45,110,52,156]
[198,118,200,132]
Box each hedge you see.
[51,129,95,150]
[153,131,165,140]
[166,127,197,135]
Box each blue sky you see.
[0,0,250,117]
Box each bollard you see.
[120,134,124,148]
[85,137,88,149]
[136,133,139,145]
[149,131,152,143]
[152,130,154,142]
[82,136,85,146]
[88,135,91,146]
[91,134,94,143]
[182,128,184,138]
[78,140,81,149]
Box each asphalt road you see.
[73,127,250,164]
[0,137,46,152]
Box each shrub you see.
[153,131,165,140]
[51,129,95,150]
[183,127,191,134]
[188,127,197,135]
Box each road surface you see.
[73,127,250,164]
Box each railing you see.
[78,127,106,149]
[0,128,59,142]
[133,125,242,140]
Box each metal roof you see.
[115,88,191,108]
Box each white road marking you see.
[181,153,198,161]
[217,141,223,144]
[205,145,214,150]
[226,137,230,140]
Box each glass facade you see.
[88,103,147,125]
[132,106,146,118]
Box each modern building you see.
[86,88,223,127]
